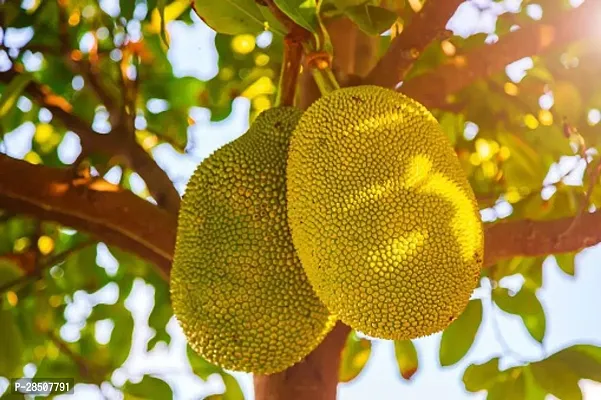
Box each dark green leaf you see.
[192,0,284,35]
[493,286,546,343]
[344,4,398,36]
[123,375,173,399]
[34,358,79,380]
[0,73,33,120]
[439,299,483,367]
[0,308,24,378]
[120,0,136,19]
[273,0,319,33]
[339,332,371,382]
[0,259,24,288]
[463,357,500,392]
[394,339,418,380]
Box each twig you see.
[0,239,96,294]
[365,0,462,88]
[560,157,601,238]
[56,1,121,128]
[276,35,303,107]
[45,329,106,384]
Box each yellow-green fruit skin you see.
[286,86,484,341]
[171,107,336,375]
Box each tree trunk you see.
[253,323,351,400]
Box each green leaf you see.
[339,332,371,382]
[552,80,583,122]
[158,0,169,46]
[522,366,549,400]
[0,259,23,288]
[394,340,418,380]
[437,112,465,146]
[0,308,24,378]
[187,345,221,380]
[206,373,244,400]
[544,345,601,382]
[147,292,173,350]
[273,0,319,34]
[463,357,500,392]
[120,0,136,19]
[192,0,284,35]
[555,253,576,277]
[488,368,526,400]
[439,299,483,367]
[530,357,583,400]
[493,286,546,343]
[123,376,173,399]
[0,73,32,120]
[344,4,397,36]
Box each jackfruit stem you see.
[311,67,340,96]
[275,35,303,107]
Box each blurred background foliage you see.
[1,0,601,399]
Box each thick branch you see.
[365,0,462,88]
[483,211,601,267]
[402,1,601,108]
[3,151,601,273]
[0,154,174,278]
[0,69,181,214]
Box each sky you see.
[1,0,601,399]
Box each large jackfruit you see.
[171,107,336,374]
[286,86,484,340]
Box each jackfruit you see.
[170,107,336,374]
[286,86,484,340]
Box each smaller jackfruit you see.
[170,107,336,375]
[286,85,484,341]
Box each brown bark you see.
[253,323,351,400]
[0,154,174,278]
[0,69,181,215]
[365,0,463,88]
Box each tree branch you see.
[2,150,601,277]
[0,154,174,278]
[0,239,96,294]
[402,1,601,109]
[483,210,601,267]
[0,68,181,215]
[365,0,462,88]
